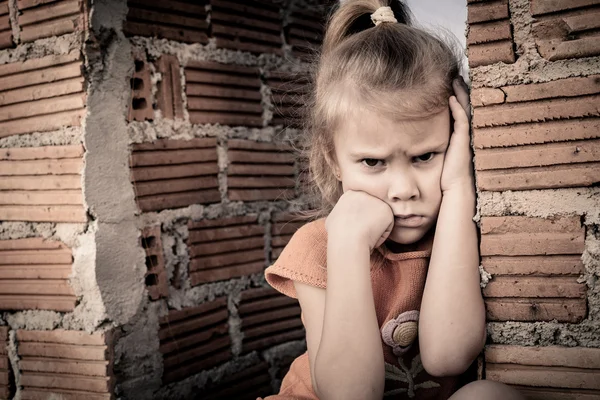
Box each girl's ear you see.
[324,149,341,181]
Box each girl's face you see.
[333,107,450,245]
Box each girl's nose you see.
[388,172,419,202]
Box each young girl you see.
[263,1,525,399]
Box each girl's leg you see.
[449,380,526,400]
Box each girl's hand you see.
[326,190,394,252]
[440,78,474,193]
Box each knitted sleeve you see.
[265,218,328,299]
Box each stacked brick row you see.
[239,287,303,354]
[0,145,86,222]
[485,346,600,397]
[0,52,85,139]
[130,138,220,212]
[467,0,515,67]
[187,215,266,286]
[480,217,586,323]
[530,1,600,61]
[468,0,600,395]
[0,1,10,49]
[0,237,76,312]
[18,0,85,43]
[17,330,113,399]
[158,297,231,384]
[271,213,304,261]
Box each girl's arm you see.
[419,88,486,377]
[294,190,393,400]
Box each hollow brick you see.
[18,0,80,26]
[189,249,264,271]
[137,190,221,212]
[468,40,515,68]
[159,324,228,355]
[238,296,299,316]
[162,349,231,384]
[242,306,301,329]
[0,266,71,280]
[485,298,586,323]
[0,205,87,223]
[20,358,109,377]
[188,224,264,243]
[0,173,80,191]
[242,329,305,354]
[18,342,108,361]
[156,55,183,120]
[511,386,600,400]
[228,176,295,189]
[0,77,84,107]
[132,138,216,151]
[188,215,258,229]
[162,336,230,368]
[0,109,85,139]
[468,0,509,23]
[188,111,264,127]
[228,139,293,152]
[0,144,84,161]
[131,163,219,182]
[131,148,217,167]
[159,296,227,324]
[482,255,585,276]
[159,308,228,340]
[229,188,295,202]
[480,216,581,234]
[189,237,264,257]
[201,362,271,400]
[0,62,82,92]
[227,164,295,176]
[128,55,153,122]
[243,318,304,341]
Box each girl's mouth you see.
[394,215,424,227]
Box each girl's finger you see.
[449,96,469,134]
[452,78,471,121]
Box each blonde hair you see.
[300,0,461,219]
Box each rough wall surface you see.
[468,0,600,396]
[0,0,332,398]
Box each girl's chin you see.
[388,225,430,246]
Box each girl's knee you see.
[449,380,525,400]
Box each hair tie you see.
[371,6,397,26]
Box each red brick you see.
[0,109,85,139]
[190,249,264,272]
[0,326,7,341]
[162,335,230,369]
[21,389,111,400]
[468,0,509,24]
[471,87,505,107]
[190,237,264,257]
[242,328,304,354]
[0,189,82,206]
[156,55,183,120]
[141,226,168,301]
[20,358,109,377]
[228,176,295,189]
[159,296,227,324]
[486,363,600,390]
[0,31,11,50]
[0,144,84,161]
[0,236,69,250]
[477,162,600,191]
[162,348,231,384]
[134,176,217,198]
[474,94,600,128]
[0,77,84,107]
[0,158,82,175]
[0,205,87,223]
[229,189,295,202]
[188,111,264,127]
[131,163,219,182]
[482,255,585,276]
[0,295,76,312]
[20,372,111,393]
[272,221,304,235]
[18,342,108,361]
[190,261,265,285]
[227,164,295,176]
[131,148,216,167]
[485,298,586,322]
[467,19,512,45]
[159,309,228,341]
[188,215,258,229]
[486,345,600,369]
[132,138,216,151]
[161,325,229,357]
[238,296,298,316]
[239,286,278,301]
[510,386,600,400]
[538,37,600,61]
[474,119,600,149]
[530,0,600,16]
[468,40,515,68]
[242,306,301,329]
[18,0,85,43]
[480,216,584,256]
[0,93,85,122]
[188,224,264,243]
[475,139,600,171]
[136,190,221,212]
[501,75,600,103]
[228,139,293,152]
[0,280,73,296]
[0,266,71,280]
[483,276,586,298]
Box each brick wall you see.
[468,0,600,396]
[0,0,333,398]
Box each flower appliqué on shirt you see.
[381,310,419,356]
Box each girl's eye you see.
[362,158,383,167]
[415,153,434,162]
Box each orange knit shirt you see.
[263,218,458,400]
